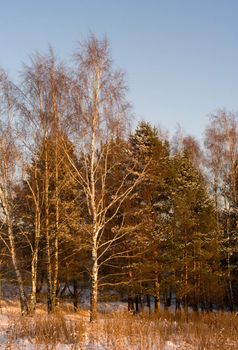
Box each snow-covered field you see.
[0,302,181,350]
[0,300,237,349]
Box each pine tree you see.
[170,152,221,310]
[128,121,171,312]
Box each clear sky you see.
[0,0,238,140]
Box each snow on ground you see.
[0,302,188,350]
[0,299,236,350]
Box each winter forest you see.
[0,35,238,348]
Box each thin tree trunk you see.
[146,294,151,313]
[0,164,29,315]
[184,229,189,312]
[154,279,160,313]
[30,211,40,314]
[52,202,59,310]
[128,295,135,311]
[227,261,234,311]
[45,140,53,313]
[52,75,59,311]
[135,295,140,313]
[52,143,59,311]
[227,210,235,311]
[29,170,41,315]
[8,222,28,315]
[30,251,37,314]
[89,85,99,321]
[154,262,160,313]
[140,294,144,311]
[90,234,98,321]
[73,280,79,312]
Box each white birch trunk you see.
[30,207,40,314]
[44,139,53,313]
[8,220,29,315]
[52,77,59,311]
[90,234,98,321]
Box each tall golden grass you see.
[6,309,238,349]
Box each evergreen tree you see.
[128,121,171,312]
[170,152,221,310]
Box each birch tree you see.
[204,110,238,310]
[0,70,29,314]
[16,51,71,313]
[68,36,146,321]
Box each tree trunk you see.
[45,140,53,313]
[135,295,139,313]
[90,237,98,322]
[29,200,40,315]
[52,91,59,311]
[146,294,151,313]
[52,157,59,311]
[176,298,181,311]
[154,278,160,314]
[184,229,189,312]
[73,280,79,312]
[8,223,28,315]
[30,250,38,314]
[128,295,135,311]
[140,294,144,311]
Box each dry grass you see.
[5,308,238,349]
[7,310,86,349]
[84,310,238,349]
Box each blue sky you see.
[1,0,238,140]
